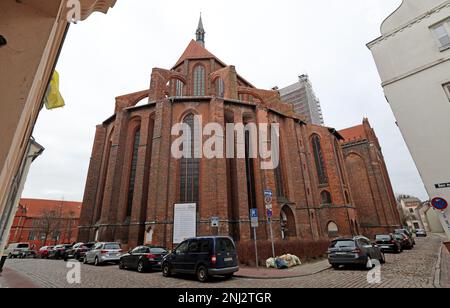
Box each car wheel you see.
[119,260,125,270]
[137,261,146,273]
[379,253,386,264]
[162,263,172,277]
[197,266,209,283]
[94,257,101,266]
[8,253,12,259]
[332,264,340,270]
[83,257,88,264]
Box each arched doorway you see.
[280,205,297,239]
[327,221,339,238]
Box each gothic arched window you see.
[179,114,200,204]
[311,134,328,185]
[327,221,339,238]
[216,78,224,98]
[193,66,205,96]
[321,190,332,205]
[126,127,141,218]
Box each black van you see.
[162,236,239,282]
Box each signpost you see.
[250,209,259,268]
[264,189,276,258]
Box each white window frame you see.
[431,19,450,51]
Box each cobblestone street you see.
[0,236,445,288]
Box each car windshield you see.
[394,234,404,240]
[331,240,356,248]
[376,235,391,241]
[216,238,235,253]
[150,248,167,254]
[104,243,121,250]
[17,244,29,248]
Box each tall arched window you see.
[193,66,205,96]
[321,190,332,205]
[311,135,328,185]
[216,78,224,98]
[179,114,200,204]
[175,79,184,97]
[126,128,141,218]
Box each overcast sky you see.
[22,0,429,202]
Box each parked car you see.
[393,233,414,250]
[48,244,73,260]
[38,246,54,259]
[64,242,95,261]
[18,249,37,259]
[84,242,122,266]
[416,229,428,237]
[162,236,239,282]
[375,234,402,253]
[5,243,30,259]
[328,236,385,270]
[119,246,168,273]
[395,229,415,245]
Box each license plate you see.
[381,246,390,249]
[224,257,233,262]
[336,252,347,255]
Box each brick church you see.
[78,17,400,249]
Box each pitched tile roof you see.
[339,124,367,143]
[173,40,225,68]
[18,199,82,218]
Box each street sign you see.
[211,217,219,228]
[435,183,450,189]
[264,190,273,205]
[267,209,273,219]
[431,197,448,211]
[250,209,259,228]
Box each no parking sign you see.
[431,197,448,211]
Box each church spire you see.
[196,13,205,47]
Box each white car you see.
[83,242,122,266]
[5,243,30,258]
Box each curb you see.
[235,265,331,280]
[433,240,443,288]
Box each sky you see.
[21,0,430,202]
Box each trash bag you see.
[279,254,302,268]
[266,257,276,269]
[275,258,289,269]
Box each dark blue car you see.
[162,236,239,282]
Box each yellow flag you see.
[43,70,65,110]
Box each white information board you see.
[173,203,197,244]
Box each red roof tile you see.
[339,125,367,143]
[19,199,82,218]
[173,40,225,68]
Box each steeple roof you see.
[173,39,225,69]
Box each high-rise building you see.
[278,75,324,125]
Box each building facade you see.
[8,199,81,249]
[78,21,360,249]
[339,119,402,237]
[278,75,324,125]
[368,0,450,240]
[0,0,116,257]
[397,195,425,231]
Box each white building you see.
[368,0,450,240]
[279,75,324,125]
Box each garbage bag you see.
[266,258,276,269]
[279,254,302,268]
[275,258,289,269]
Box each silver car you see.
[83,242,122,266]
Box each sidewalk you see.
[235,259,330,279]
[0,268,40,288]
